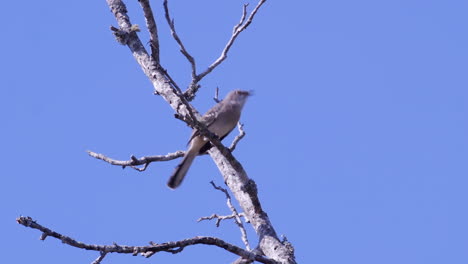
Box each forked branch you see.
[16,216,277,264]
[191,0,266,93]
[163,0,197,83]
[138,0,160,64]
[198,181,251,250]
[18,0,296,263]
[162,0,266,100]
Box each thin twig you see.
[229,123,246,152]
[232,247,264,264]
[87,150,184,171]
[91,252,107,264]
[139,0,160,64]
[16,216,276,263]
[208,181,251,250]
[198,213,241,227]
[88,119,243,171]
[196,0,267,82]
[163,0,197,85]
[234,4,249,33]
[213,87,221,103]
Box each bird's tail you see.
[167,148,198,189]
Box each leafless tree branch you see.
[213,87,221,103]
[87,150,184,171]
[163,0,198,92]
[91,252,107,264]
[105,0,296,261]
[103,0,296,263]
[16,216,277,264]
[208,181,251,250]
[106,0,201,130]
[232,257,255,264]
[18,0,296,263]
[198,211,248,226]
[198,213,238,226]
[106,2,296,262]
[194,0,266,85]
[86,120,246,171]
[234,4,250,33]
[229,123,246,151]
[138,0,160,64]
[161,0,266,100]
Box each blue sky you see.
[2,0,468,263]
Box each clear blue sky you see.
[2,0,467,263]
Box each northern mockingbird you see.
[167,90,251,189]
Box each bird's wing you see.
[186,100,224,144]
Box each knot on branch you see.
[243,179,263,213]
[110,2,128,15]
[16,216,34,226]
[110,24,141,45]
[184,83,201,101]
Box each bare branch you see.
[198,213,241,227]
[207,147,296,263]
[110,24,141,45]
[196,0,267,82]
[163,0,197,86]
[232,248,264,264]
[16,216,277,264]
[87,150,184,171]
[91,252,107,264]
[138,0,160,64]
[232,257,254,264]
[234,4,249,33]
[229,122,246,152]
[208,181,251,250]
[39,232,48,240]
[213,87,221,103]
[106,0,198,126]
[103,1,296,263]
[87,120,244,171]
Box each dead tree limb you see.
[103,0,297,262]
[105,2,296,261]
[196,1,266,82]
[16,216,278,264]
[138,0,160,64]
[202,181,251,250]
[18,1,297,263]
[163,0,197,90]
[86,150,184,171]
[86,122,245,172]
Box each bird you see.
[167,90,251,189]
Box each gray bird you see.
[167,90,251,189]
